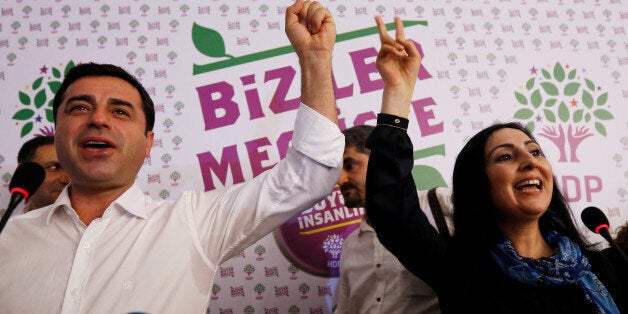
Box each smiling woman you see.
[362,13,626,314]
[366,121,628,314]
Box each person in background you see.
[333,124,451,314]
[13,136,70,215]
[363,15,626,314]
[0,1,344,313]
[613,222,628,258]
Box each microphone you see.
[581,206,628,263]
[0,162,46,235]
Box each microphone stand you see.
[0,193,25,235]
[598,228,628,265]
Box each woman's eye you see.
[531,149,544,157]
[114,109,129,116]
[496,154,511,162]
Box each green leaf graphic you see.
[46,109,54,122]
[515,91,528,105]
[52,67,61,78]
[543,109,556,122]
[540,82,559,96]
[32,77,43,90]
[585,112,591,122]
[594,121,607,137]
[20,122,33,138]
[597,92,608,106]
[526,78,535,91]
[567,69,576,80]
[531,89,542,108]
[411,165,448,190]
[514,108,534,119]
[34,89,47,108]
[64,61,76,75]
[192,23,234,59]
[582,90,593,109]
[541,69,551,79]
[12,108,35,120]
[48,81,61,93]
[585,78,595,91]
[593,109,614,120]
[558,102,570,122]
[525,121,535,133]
[19,91,31,105]
[563,82,580,96]
[573,109,584,123]
[193,20,427,75]
[553,63,565,82]
[545,99,558,107]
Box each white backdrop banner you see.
[0,1,626,313]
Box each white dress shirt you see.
[0,104,343,314]
[333,188,452,314]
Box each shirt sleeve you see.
[189,103,344,265]
[364,113,448,293]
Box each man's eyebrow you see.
[108,98,136,110]
[65,95,95,104]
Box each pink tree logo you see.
[513,63,614,162]
[211,284,221,300]
[243,264,255,280]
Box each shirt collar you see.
[45,182,150,225]
[358,216,374,234]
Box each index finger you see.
[394,16,406,42]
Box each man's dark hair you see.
[17,136,55,164]
[342,125,374,154]
[52,63,155,133]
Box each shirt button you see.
[123,280,134,290]
[376,297,382,302]
[83,242,91,249]
[71,289,78,295]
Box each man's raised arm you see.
[285,0,338,124]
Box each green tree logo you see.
[12,61,75,137]
[513,63,613,162]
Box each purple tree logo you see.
[298,283,310,299]
[173,101,184,115]
[211,284,221,300]
[2,172,12,186]
[288,305,300,314]
[513,63,613,162]
[288,264,299,280]
[170,171,181,186]
[254,283,265,300]
[322,234,343,259]
[243,264,255,280]
[254,245,265,261]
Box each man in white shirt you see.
[10,136,71,216]
[0,1,343,313]
[333,125,453,314]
